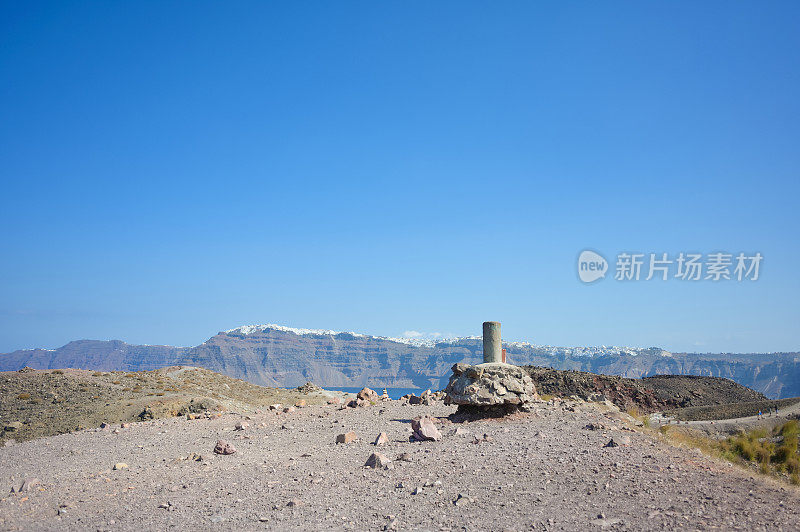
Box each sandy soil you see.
[1,399,799,531]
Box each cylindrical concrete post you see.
[482,321,502,363]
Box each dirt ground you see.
[0,367,319,443]
[1,397,799,531]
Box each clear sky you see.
[1,2,798,354]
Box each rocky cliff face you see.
[2,325,799,398]
[0,340,187,373]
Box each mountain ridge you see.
[2,324,799,398]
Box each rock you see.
[411,417,442,442]
[19,478,40,492]
[269,404,282,411]
[286,499,302,507]
[235,421,249,431]
[444,363,538,409]
[604,434,631,448]
[336,431,357,444]
[121,423,131,428]
[295,382,322,393]
[616,434,632,445]
[186,413,201,420]
[99,422,110,429]
[283,406,295,414]
[454,493,471,506]
[214,440,237,455]
[326,397,342,405]
[294,399,307,408]
[113,463,128,470]
[397,453,412,462]
[364,452,391,469]
[357,387,378,402]
[408,395,423,405]
[374,432,389,446]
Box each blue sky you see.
[1,2,798,353]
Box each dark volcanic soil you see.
[1,397,798,531]
[525,366,766,413]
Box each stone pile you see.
[444,362,538,417]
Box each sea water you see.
[322,386,423,400]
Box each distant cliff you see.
[2,324,799,398]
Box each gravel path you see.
[1,399,798,531]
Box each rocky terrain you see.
[2,324,799,397]
[525,367,768,413]
[1,394,799,530]
[0,367,320,444]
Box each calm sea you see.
[322,386,423,400]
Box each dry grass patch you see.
[660,420,800,485]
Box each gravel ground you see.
[1,399,799,531]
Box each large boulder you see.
[444,363,538,410]
[357,387,378,402]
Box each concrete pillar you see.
[482,321,502,363]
